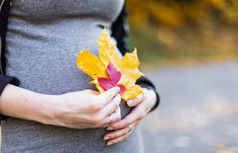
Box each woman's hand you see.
[103,88,157,146]
[42,87,122,129]
[43,87,121,129]
[0,84,122,129]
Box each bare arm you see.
[0,84,51,123]
[0,84,122,129]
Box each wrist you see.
[0,84,64,125]
[37,94,62,126]
[15,92,57,125]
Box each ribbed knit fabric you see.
[1,0,143,152]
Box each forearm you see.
[0,85,122,129]
[0,84,53,124]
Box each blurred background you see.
[125,0,238,152]
[127,0,238,65]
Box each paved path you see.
[140,61,238,153]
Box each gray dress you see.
[1,0,144,152]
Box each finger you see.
[100,94,121,116]
[109,106,121,124]
[127,93,144,107]
[103,120,139,141]
[104,127,129,141]
[98,95,121,126]
[107,108,144,130]
[101,105,121,127]
[97,87,120,106]
[106,133,130,146]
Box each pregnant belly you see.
[1,100,132,152]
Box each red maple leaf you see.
[98,62,126,95]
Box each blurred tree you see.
[127,0,238,27]
[126,0,238,64]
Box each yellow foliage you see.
[126,0,238,27]
[204,0,226,9]
[76,29,144,101]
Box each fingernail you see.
[127,100,133,106]
[107,127,114,130]
[115,86,120,90]
[107,141,113,146]
[103,137,110,141]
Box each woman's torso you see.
[2,0,143,152]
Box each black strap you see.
[0,0,11,75]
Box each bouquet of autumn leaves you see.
[76,28,144,101]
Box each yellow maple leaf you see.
[76,28,144,101]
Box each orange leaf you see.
[119,48,144,85]
[122,84,144,100]
[99,28,122,71]
[76,49,108,80]
[76,28,144,101]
